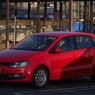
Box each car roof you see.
[34,31,94,37]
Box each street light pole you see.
[6,0,9,49]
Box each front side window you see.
[51,36,74,52]
[92,38,95,47]
[75,36,92,49]
[12,35,57,51]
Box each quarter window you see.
[75,36,92,49]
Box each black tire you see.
[32,66,49,88]
[91,71,95,82]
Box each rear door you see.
[73,35,93,76]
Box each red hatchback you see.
[0,32,95,88]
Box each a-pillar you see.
[68,0,73,31]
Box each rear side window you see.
[75,36,92,49]
[49,36,74,53]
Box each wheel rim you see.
[35,70,47,86]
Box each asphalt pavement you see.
[0,77,95,95]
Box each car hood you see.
[0,49,43,62]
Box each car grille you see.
[0,74,11,80]
[0,62,11,66]
[0,74,25,80]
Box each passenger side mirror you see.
[55,48,62,53]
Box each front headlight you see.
[10,61,29,68]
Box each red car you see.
[0,32,95,88]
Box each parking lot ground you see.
[0,77,95,95]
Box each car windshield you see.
[12,35,57,51]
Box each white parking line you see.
[14,86,95,95]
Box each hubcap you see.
[35,70,47,86]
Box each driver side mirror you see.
[54,48,62,53]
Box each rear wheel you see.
[32,66,49,88]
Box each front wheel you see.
[32,66,49,88]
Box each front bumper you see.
[0,66,32,82]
